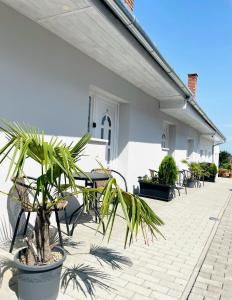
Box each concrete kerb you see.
[180,191,232,300]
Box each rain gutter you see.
[100,0,225,142]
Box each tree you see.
[219,150,232,167]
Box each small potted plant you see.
[0,121,164,300]
[138,156,178,201]
[200,163,218,182]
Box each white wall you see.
[0,1,217,216]
[198,137,214,163]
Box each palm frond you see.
[61,264,111,298]
[83,179,164,247]
[90,245,132,269]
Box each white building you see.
[0,0,225,202]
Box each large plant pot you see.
[14,246,66,300]
[202,176,216,182]
[139,181,174,201]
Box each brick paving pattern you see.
[0,178,232,300]
[188,189,232,300]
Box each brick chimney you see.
[124,0,134,11]
[188,73,198,97]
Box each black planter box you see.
[201,176,216,183]
[139,181,174,201]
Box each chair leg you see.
[64,208,70,236]
[54,208,63,248]
[92,206,105,234]
[10,209,24,253]
[23,212,31,236]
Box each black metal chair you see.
[149,168,185,197]
[90,169,128,224]
[183,169,201,188]
[91,168,128,192]
[9,177,64,253]
[57,192,84,237]
[175,170,188,195]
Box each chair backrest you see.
[11,177,36,211]
[91,169,128,192]
[178,170,188,185]
[91,169,112,189]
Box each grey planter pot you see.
[186,178,195,188]
[14,246,66,300]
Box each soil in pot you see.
[14,246,66,300]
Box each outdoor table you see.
[73,171,110,233]
[73,171,110,187]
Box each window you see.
[187,139,194,158]
[162,122,170,149]
[200,150,203,160]
[100,114,112,163]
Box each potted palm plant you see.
[0,121,163,300]
[139,156,178,201]
[182,160,202,188]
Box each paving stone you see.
[1,179,232,300]
[188,293,204,300]
[125,282,151,297]
[188,191,232,300]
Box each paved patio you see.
[188,184,232,300]
[0,178,232,300]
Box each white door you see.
[92,96,119,166]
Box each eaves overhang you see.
[160,100,225,143]
[101,0,225,143]
[1,0,225,143]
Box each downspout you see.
[212,140,223,164]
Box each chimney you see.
[188,73,198,97]
[124,0,134,11]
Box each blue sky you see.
[134,0,232,153]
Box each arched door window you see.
[161,133,166,149]
[100,114,112,163]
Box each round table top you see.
[73,171,110,181]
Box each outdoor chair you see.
[183,169,201,188]
[149,169,184,197]
[149,169,158,178]
[90,169,128,221]
[57,192,84,237]
[174,170,188,195]
[91,168,128,192]
[9,176,67,253]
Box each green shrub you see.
[208,163,218,176]
[221,162,231,170]
[158,155,178,185]
[200,162,218,177]
[182,160,203,177]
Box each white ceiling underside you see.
[160,101,223,142]
[1,0,185,102]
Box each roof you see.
[102,0,225,142]
[1,0,225,142]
